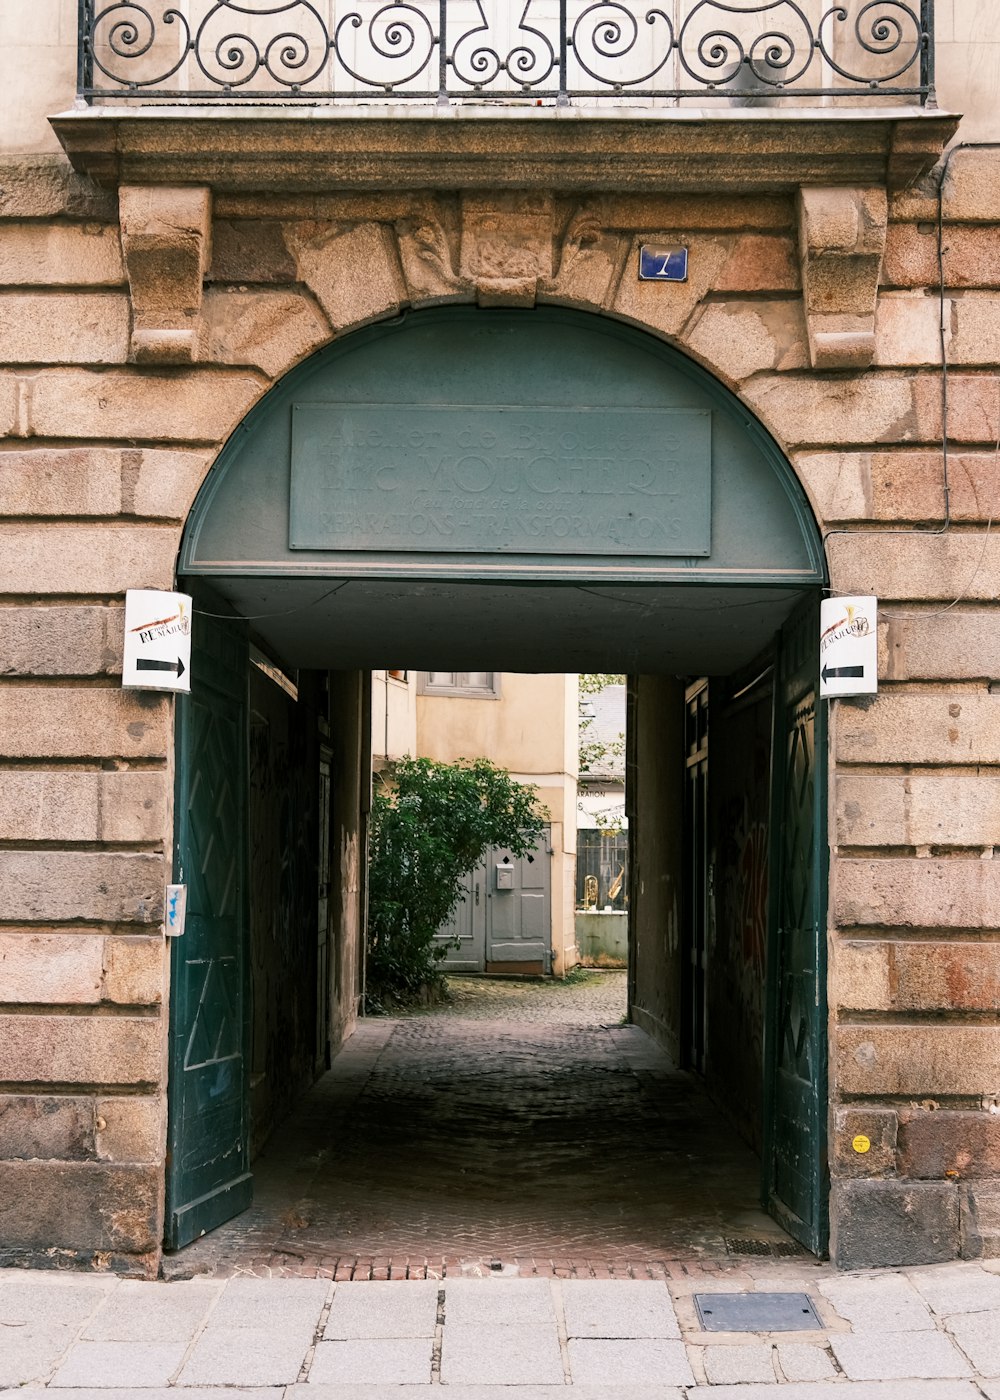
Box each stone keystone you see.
[798,185,887,370]
[119,185,212,364]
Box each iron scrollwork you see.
[79,0,934,103]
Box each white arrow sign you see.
[122,589,193,693]
[819,595,877,699]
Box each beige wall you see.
[371,670,417,770]
[415,673,580,974]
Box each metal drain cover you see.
[695,1292,822,1332]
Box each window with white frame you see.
[417,672,501,699]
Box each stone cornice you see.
[50,106,959,196]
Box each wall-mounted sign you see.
[122,589,193,693]
[290,404,712,558]
[165,884,187,937]
[819,595,877,699]
[639,244,689,282]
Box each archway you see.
[169,307,829,1259]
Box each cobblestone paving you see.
[6,1264,1000,1393]
[163,973,793,1281]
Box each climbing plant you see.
[366,756,546,1008]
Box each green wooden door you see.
[763,597,828,1255]
[166,612,252,1250]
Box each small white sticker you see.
[165,884,187,937]
[820,596,878,699]
[122,589,193,693]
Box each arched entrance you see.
[170,307,828,1258]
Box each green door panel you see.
[166,610,252,1250]
[763,597,828,1254]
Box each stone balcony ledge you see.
[50,104,959,196]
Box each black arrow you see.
[137,657,186,679]
[822,663,864,682]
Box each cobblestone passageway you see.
[165,974,793,1279]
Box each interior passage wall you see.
[705,671,773,1155]
[628,675,685,1064]
[247,664,322,1158]
[329,672,368,1038]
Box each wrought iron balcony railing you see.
[77,0,936,107]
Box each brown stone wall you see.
[1,143,999,1269]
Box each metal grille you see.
[725,1237,807,1258]
[77,0,936,105]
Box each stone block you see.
[835,858,1000,930]
[309,1338,433,1385]
[883,612,1000,682]
[832,1106,898,1178]
[0,770,166,843]
[0,1095,96,1160]
[119,185,212,365]
[685,300,807,384]
[742,373,916,450]
[900,1110,1000,1180]
[0,687,170,760]
[0,851,165,924]
[612,235,731,340]
[94,1096,162,1163]
[51,1340,187,1388]
[703,1345,776,1384]
[833,691,1000,766]
[837,941,1000,1014]
[0,524,179,594]
[0,448,123,516]
[444,1277,555,1325]
[0,157,116,221]
[914,371,1000,443]
[441,1324,565,1384]
[125,447,213,520]
[567,1338,695,1386]
[0,1013,161,1086]
[287,222,405,332]
[0,294,129,366]
[837,1026,1000,1097]
[830,1178,960,1268]
[0,223,124,288]
[949,293,1000,365]
[961,1186,1000,1261]
[201,287,330,378]
[209,220,297,283]
[885,224,1000,290]
[836,773,1000,846]
[947,1306,1000,1369]
[874,293,943,367]
[0,1161,160,1252]
[324,1279,438,1338]
[102,937,164,1006]
[608,193,793,231]
[0,932,103,1004]
[776,1345,837,1382]
[543,205,622,312]
[943,147,1000,222]
[909,1261,1000,1314]
[827,531,1000,601]
[0,373,20,436]
[28,368,264,443]
[714,234,799,292]
[82,1277,220,1340]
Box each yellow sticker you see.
[852,1134,872,1154]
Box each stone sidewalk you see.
[4,1263,1000,1396]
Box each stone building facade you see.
[1,0,1000,1273]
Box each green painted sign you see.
[289,404,711,556]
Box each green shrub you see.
[366,756,546,1008]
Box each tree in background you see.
[366,756,546,1008]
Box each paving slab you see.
[209,1276,330,1330]
[699,1384,983,1400]
[4,1392,279,1400]
[290,1390,683,1400]
[978,1383,1000,1400]
[441,1323,565,1385]
[947,1308,1000,1375]
[324,1280,439,1339]
[444,1279,557,1328]
[0,1278,113,1328]
[817,1272,936,1332]
[178,1328,313,1387]
[909,1263,1000,1316]
[308,1337,434,1384]
[82,1279,221,1341]
[829,1329,973,1380]
[50,1341,189,1388]
[775,1343,838,1382]
[701,1343,776,1384]
[561,1280,681,1339]
[0,1321,87,1385]
[566,1338,696,1386]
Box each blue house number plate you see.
[639,244,689,282]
